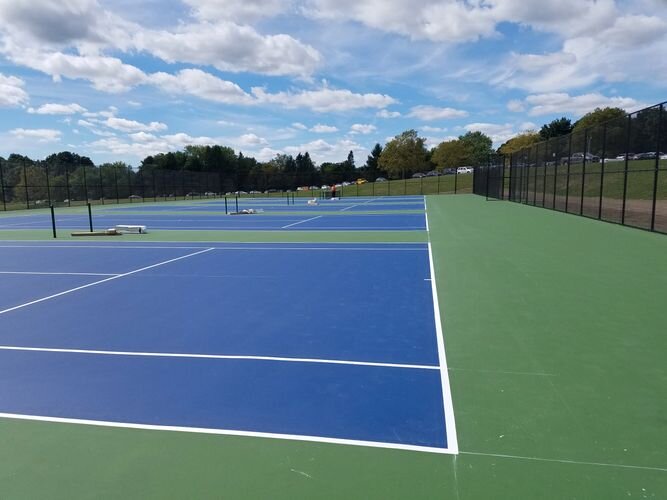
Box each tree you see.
[431,140,469,169]
[458,131,493,166]
[498,131,541,155]
[539,117,573,140]
[378,130,429,179]
[346,151,355,169]
[573,107,626,131]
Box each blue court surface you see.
[0,198,426,231]
[0,241,456,453]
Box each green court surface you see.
[1,195,665,499]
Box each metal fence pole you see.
[81,160,89,203]
[44,161,52,206]
[99,164,105,205]
[621,115,631,225]
[598,124,607,220]
[552,147,558,210]
[565,134,572,211]
[650,104,663,231]
[152,170,157,202]
[0,159,6,211]
[113,166,119,203]
[580,128,588,215]
[22,158,29,209]
[65,162,71,207]
[454,171,458,194]
[87,202,93,232]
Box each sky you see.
[0,0,666,167]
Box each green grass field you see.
[1,195,665,499]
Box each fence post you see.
[127,166,133,203]
[44,161,52,206]
[580,128,588,215]
[565,134,572,211]
[152,170,157,202]
[22,158,29,209]
[454,171,458,194]
[552,145,558,210]
[621,115,631,225]
[113,166,119,203]
[650,104,663,231]
[598,124,607,220]
[99,164,104,205]
[0,159,6,211]
[81,160,89,203]
[65,163,71,207]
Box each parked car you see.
[129,194,142,200]
[356,178,367,185]
[411,172,426,178]
[426,170,440,177]
[443,168,457,175]
[375,177,387,182]
[566,152,600,164]
[634,152,665,160]
[456,167,473,174]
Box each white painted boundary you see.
[0,413,453,455]
[281,216,323,228]
[0,271,118,277]
[425,203,459,455]
[0,248,214,316]
[340,196,384,212]
[0,345,439,371]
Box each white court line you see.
[425,205,459,455]
[340,197,384,212]
[0,271,118,277]
[0,413,454,455]
[281,216,323,229]
[0,345,439,371]
[0,248,214,316]
[459,451,667,472]
[0,244,427,250]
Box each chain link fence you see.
[474,101,667,234]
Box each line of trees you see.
[1,106,648,205]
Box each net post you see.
[224,196,228,214]
[235,195,239,213]
[50,205,57,239]
[87,202,93,232]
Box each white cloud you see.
[463,122,539,145]
[377,109,401,118]
[292,122,308,130]
[104,117,168,133]
[311,124,338,133]
[283,138,365,163]
[408,105,468,121]
[252,86,396,112]
[0,73,29,107]
[302,0,617,42]
[89,132,218,158]
[493,14,667,92]
[149,69,254,105]
[28,103,87,115]
[10,128,62,142]
[238,133,269,146]
[507,99,525,113]
[350,123,376,134]
[523,93,645,117]
[134,22,320,78]
[184,0,290,23]
[422,126,446,133]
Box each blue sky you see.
[0,0,666,167]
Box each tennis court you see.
[0,241,455,453]
[0,196,426,231]
[1,194,665,499]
